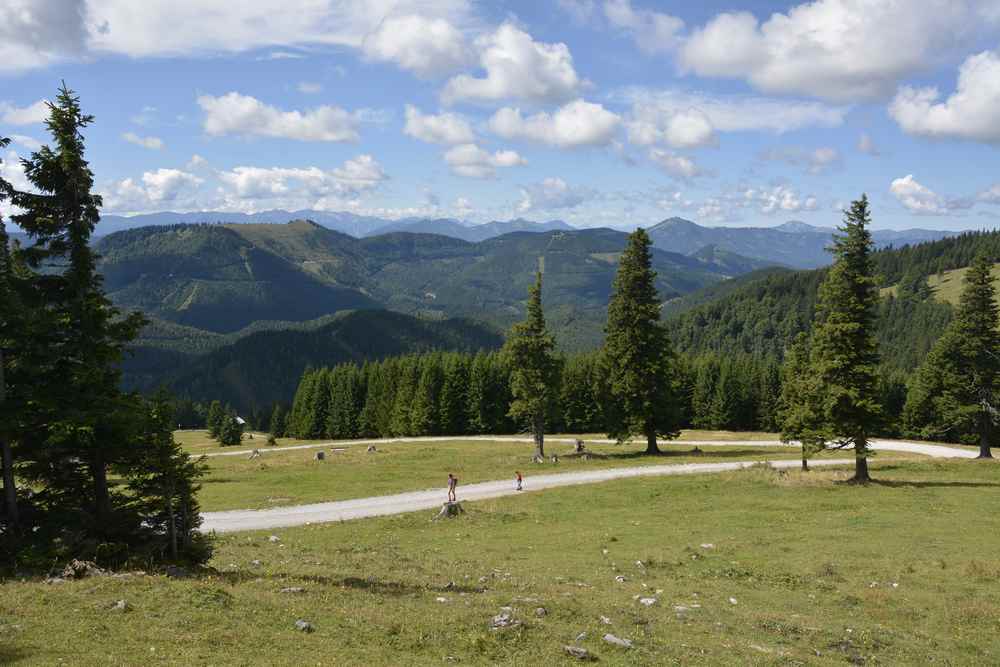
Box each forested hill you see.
[97,220,773,350]
[666,230,1000,373]
[124,310,502,410]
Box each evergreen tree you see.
[270,403,287,438]
[904,252,1000,457]
[206,400,225,439]
[0,136,18,529]
[808,195,883,482]
[438,355,470,436]
[217,412,243,447]
[10,85,146,525]
[603,228,681,453]
[411,356,445,436]
[779,333,827,470]
[503,272,560,459]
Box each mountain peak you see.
[651,217,700,231]
[773,220,833,234]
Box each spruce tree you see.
[503,272,560,460]
[904,252,1000,457]
[808,195,883,482]
[0,136,18,529]
[603,228,681,453]
[270,404,287,438]
[10,85,145,524]
[206,400,225,439]
[779,333,828,470]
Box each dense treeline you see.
[287,350,802,441]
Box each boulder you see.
[603,634,633,649]
[563,645,594,661]
[294,619,315,633]
[433,502,465,520]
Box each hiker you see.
[447,473,458,502]
[515,471,523,491]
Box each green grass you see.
[191,432,839,512]
[3,459,1000,665]
[882,262,1000,305]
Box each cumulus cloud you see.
[453,196,474,217]
[101,168,204,213]
[0,100,49,125]
[488,100,620,149]
[122,131,164,150]
[603,0,684,55]
[889,50,1000,144]
[0,0,88,73]
[362,14,470,77]
[679,0,998,101]
[748,186,819,215]
[620,88,846,142]
[442,23,582,105]
[403,105,475,145]
[979,184,1000,205]
[443,143,527,178]
[889,175,972,215]
[9,135,42,151]
[760,146,841,174]
[517,177,594,212]
[648,149,703,180]
[198,92,363,142]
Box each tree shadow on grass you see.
[868,479,1000,489]
[562,448,783,461]
[210,569,482,595]
[0,646,29,664]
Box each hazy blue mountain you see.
[366,217,575,242]
[649,217,955,269]
[98,209,393,237]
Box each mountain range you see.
[95,210,959,270]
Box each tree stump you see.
[314,451,326,461]
[532,454,544,464]
[574,439,586,454]
[366,444,377,453]
[433,502,464,520]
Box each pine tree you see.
[439,355,470,436]
[603,228,681,453]
[904,252,1000,457]
[808,195,883,482]
[779,333,828,470]
[0,136,18,529]
[206,400,225,439]
[503,272,560,459]
[411,356,445,436]
[270,404,287,438]
[10,85,146,524]
[217,412,243,447]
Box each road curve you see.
[199,438,974,533]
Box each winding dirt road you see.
[199,438,974,533]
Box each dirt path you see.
[199,438,973,533]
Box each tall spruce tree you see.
[503,272,560,460]
[904,252,1000,457]
[779,333,828,470]
[0,136,18,529]
[10,85,145,524]
[603,228,681,453]
[808,195,883,482]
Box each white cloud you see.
[557,0,596,24]
[122,131,164,150]
[747,185,819,215]
[0,0,88,73]
[0,100,49,125]
[0,149,31,192]
[198,92,361,142]
[979,184,1000,205]
[488,99,620,149]
[9,135,42,151]
[517,177,594,212]
[679,1,998,102]
[362,14,470,77]
[297,82,323,94]
[648,149,702,180]
[889,175,972,215]
[258,51,305,61]
[442,23,582,105]
[889,50,1000,144]
[760,146,841,174]
[453,196,474,217]
[186,154,207,169]
[443,143,527,179]
[101,168,204,213]
[858,133,879,156]
[603,0,684,55]
[620,88,846,143]
[403,105,475,145]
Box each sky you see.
[2,0,1000,231]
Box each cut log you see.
[433,502,465,520]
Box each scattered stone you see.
[638,597,658,607]
[436,597,448,603]
[599,615,612,625]
[575,632,587,642]
[314,451,325,461]
[279,587,305,594]
[165,565,191,579]
[479,576,489,584]
[603,633,633,649]
[535,607,547,617]
[891,582,899,588]
[268,535,280,543]
[729,597,738,605]
[43,577,67,585]
[366,444,377,453]
[550,455,559,464]
[601,549,609,556]
[110,599,129,612]
[635,560,645,569]
[294,619,314,633]
[433,502,465,520]
[673,605,690,614]
[251,560,262,567]
[615,575,627,583]
[700,543,715,550]
[444,581,456,590]
[61,559,104,580]
[563,645,594,661]
[489,611,519,631]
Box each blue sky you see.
[2,0,1000,231]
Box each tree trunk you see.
[978,412,993,459]
[533,413,545,460]
[801,451,809,471]
[645,429,660,455]
[92,447,111,525]
[167,492,177,559]
[851,437,871,483]
[0,348,18,529]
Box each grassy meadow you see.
[2,457,1000,665]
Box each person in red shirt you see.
[515,471,523,491]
